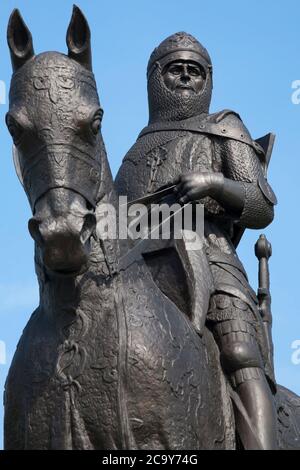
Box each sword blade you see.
[121,185,176,208]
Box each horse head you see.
[6,6,106,276]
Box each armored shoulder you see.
[208,110,263,154]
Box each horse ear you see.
[7,9,34,73]
[66,5,92,71]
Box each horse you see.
[4,6,236,450]
[6,6,300,451]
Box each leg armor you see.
[207,294,278,449]
[213,319,264,388]
[207,293,265,387]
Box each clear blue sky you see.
[0,0,299,448]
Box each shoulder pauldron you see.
[138,110,265,156]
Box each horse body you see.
[4,7,235,450]
[5,234,234,450]
[5,242,234,450]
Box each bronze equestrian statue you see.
[4,7,300,450]
[4,7,235,450]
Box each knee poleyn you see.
[220,341,264,374]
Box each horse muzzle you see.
[28,212,96,275]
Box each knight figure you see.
[115,32,278,449]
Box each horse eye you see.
[90,110,103,135]
[6,114,23,145]
[91,117,101,135]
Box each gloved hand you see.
[174,172,224,204]
[174,171,245,217]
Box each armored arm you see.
[212,115,276,229]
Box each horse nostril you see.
[80,213,97,244]
[28,218,43,245]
